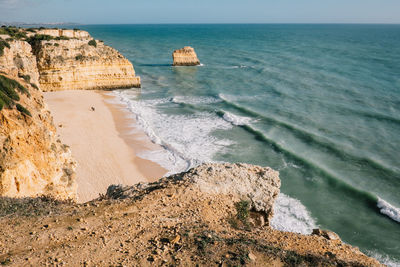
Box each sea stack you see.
[172,46,200,66]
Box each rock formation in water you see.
[0,163,381,266]
[172,46,200,66]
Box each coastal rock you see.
[0,40,39,86]
[178,163,280,222]
[34,38,140,91]
[0,74,77,200]
[312,228,341,241]
[172,46,200,66]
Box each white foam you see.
[366,250,400,267]
[171,95,221,105]
[113,90,234,174]
[221,110,252,126]
[271,193,317,234]
[112,90,319,237]
[377,197,400,223]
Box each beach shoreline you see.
[44,90,167,203]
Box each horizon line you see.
[2,22,400,26]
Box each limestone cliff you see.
[0,38,77,200]
[0,40,39,85]
[0,74,77,200]
[0,27,142,201]
[33,36,140,91]
[172,46,200,66]
[0,163,381,266]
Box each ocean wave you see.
[171,95,221,105]
[271,193,317,234]
[113,91,234,174]
[111,90,324,236]
[218,93,400,181]
[219,110,253,126]
[366,250,400,267]
[377,198,400,223]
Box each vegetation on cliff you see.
[88,39,97,47]
[0,38,10,56]
[0,75,30,115]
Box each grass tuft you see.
[0,75,31,115]
[16,104,32,117]
[88,39,97,47]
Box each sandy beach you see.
[44,90,167,203]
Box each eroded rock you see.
[172,46,200,66]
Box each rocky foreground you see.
[0,163,382,266]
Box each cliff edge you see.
[0,163,382,266]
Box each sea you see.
[76,24,400,266]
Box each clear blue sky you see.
[1,0,399,24]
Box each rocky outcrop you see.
[34,38,140,91]
[0,75,77,200]
[172,46,200,66]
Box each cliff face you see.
[0,40,77,200]
[0,40,39,85]
[0,163,381,266]
[172,46,200,66]
[0,75,77,200]
[34,38,140,91]
[0,27,142,200]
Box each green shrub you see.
[235,200,250,223]
[0,74,30,103]
[73,28,80,31]
[26,28,36,33]
[26,34,53,47]
[0,38,10,56]
[30,83,39,90]
[55,36,70,41]
[75,54,84,60]
[88,39,97,47]
[54,43,59,47]
[20,74,31,83]
[0,26,27,40]
[16,104,31,116]
[0,76,20,101]
[0,90,15,110]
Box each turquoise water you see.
[78,24,400,265]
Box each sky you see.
[1,0,400,24]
